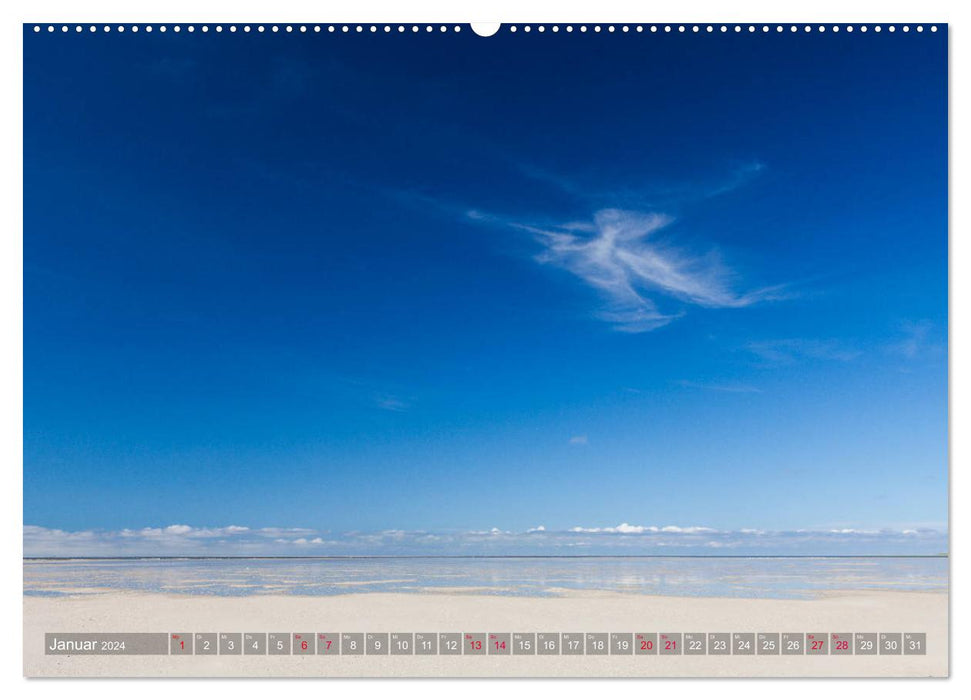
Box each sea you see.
[23,556,948,599]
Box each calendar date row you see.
[46,632,926,656]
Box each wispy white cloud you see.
[568,435,588,445]
[745,338,861,366]
[517,161,767,208]
[374,394,410,412]
[475,208,785,332]
[23,523,947,557]
[677,380,762,394]
[886,320,941,360]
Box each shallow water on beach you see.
[23,556,948,599]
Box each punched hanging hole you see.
[471,23,501,37]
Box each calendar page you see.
[22,20,948,678]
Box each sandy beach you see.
[23,589,948,678]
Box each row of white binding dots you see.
[33,24,939,34]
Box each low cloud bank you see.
[24,523,947,558]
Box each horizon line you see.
[23,553,950,561]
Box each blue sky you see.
[23,27,947,555]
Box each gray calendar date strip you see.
[46,632,927,656]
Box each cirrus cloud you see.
[471,208,787,332]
